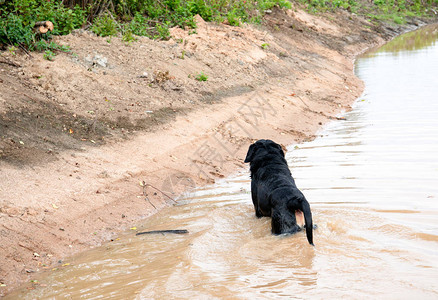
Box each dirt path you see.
[0,7,427,296]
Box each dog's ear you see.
[244,143,256,163]
[275,143,285,158]
[280,144,287,155]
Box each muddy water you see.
[9,25,438,299]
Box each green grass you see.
[299,0,359,13]
[1,0,437,52]
[43,50,55,60]
[298,0,437,25]
[195,71,208,81]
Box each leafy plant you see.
[227,9,241,26]
[0,14,35,49]
[34,2,86,35]
[35,40,70,52]
[195,71,208,81]
[43,50,55,61]
[122,29,136,43]
[90,13,118,37]
[0,0,86,50]
[8,46,17,55]
[155,22,171,40]
[127,12,150,36]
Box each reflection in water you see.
[8,24,438,299]
[364,23,438,55]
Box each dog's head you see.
[244,139,286,163]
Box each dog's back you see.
[245,139,314,245]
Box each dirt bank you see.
[0,6,431,295]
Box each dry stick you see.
[18,43,33,58]
[146,197,157,210]
[87,0,106,23]
[296,94,310,109]
[142,183,157,210]
[107,10,124,32]
[143,182,178,204]
[0,57,21,68]
[5,35,32,58]
[18,91,40,103]
[100,0,112,17]
[18,242,36,252]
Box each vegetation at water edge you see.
[0,0,437,52]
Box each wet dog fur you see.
[244,139,314,245]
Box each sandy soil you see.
[0,6,428,296]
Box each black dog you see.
[244,139,314,245]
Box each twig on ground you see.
[142,182,157,210]
[18,43,32,58]
[296,94,310,108]
[0,57,21,67]
[142,181,178,204]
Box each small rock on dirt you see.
[85,54,108,68]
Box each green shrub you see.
[35,40,71,52]
[0,14,35,48]
[301,0,358,12]
[300,0,436,21]
[0,0,297,49]
[155,22,171,40]
[4,0,434,53]
[0,0,86,49]
[49,4,86,35]
[392,14,405,24]
[128,12,150,36]
[227,9,242,26]
[112,0,292,39]
[90,14,118,37]
[122,28,137,43]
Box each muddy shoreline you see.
[0,7,434,296]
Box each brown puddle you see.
[7,24,438,299]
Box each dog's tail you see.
[301,200,314,246]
